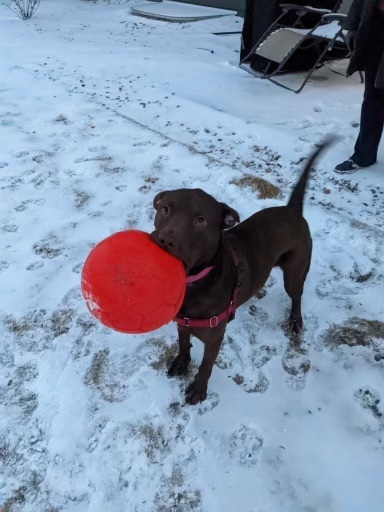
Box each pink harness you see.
[173,245,241,329]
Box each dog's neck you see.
[186,266,214,284]
[186,238,224,278]
[185,235,236,282]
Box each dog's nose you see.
[158,237,175,249]
[158,230,175,249]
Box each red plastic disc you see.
[81,230,186,334]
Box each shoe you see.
[334,159,361,174]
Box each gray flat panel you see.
[256,29,305,63]
[174,0,245,16]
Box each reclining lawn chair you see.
[239,0,357,93]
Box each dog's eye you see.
[194,216,206,225]
[161,205,170,216]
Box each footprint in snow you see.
[72,262,83,274]
[26,261,44,271]
[33,235,64,259]
[354,388,383,422]
[232,370,269,394]
[197,391,220,415]
[229,425,264,468]
[2,224,19,233]
[281,340,311,391]
[0,261,9,273]
[15,198,45,212]
[15,150,30,158]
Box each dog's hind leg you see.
[168,327,192,377]
[281,253,311,334]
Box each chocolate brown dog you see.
[151,140,331,404]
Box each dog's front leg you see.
[185,330,224,405]
[168,326,192,377]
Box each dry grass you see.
[230,175,281,199]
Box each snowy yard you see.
[0,1,384,511]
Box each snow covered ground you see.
[1,1,384,511]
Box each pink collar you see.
[175,241,241,329]
[185,266,214,284]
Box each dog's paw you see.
[185,379,207,405]
[288,313,303,334]
[167,355,191,377]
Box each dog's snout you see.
[158,237,174,249]
[158,229,176,250]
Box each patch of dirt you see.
[84,349,109,388]
[2,485,27,512]
[323,317,384,348]
[169,465,184,488]
[0,376,38,418]
[4,310,47,336]
[0,439,15,467]
[4,308,74,340]
[230,174,281,199]
[50,309,75,337]
[148,337,178,371]
[331,177,359,194]
[76,314,97,335]
[83,348,138,402]
[253,145,281,162]
[1,472,53,512]
[154,464,202,512]
[155,489,202,512]
[138,423,166,462]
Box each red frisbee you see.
[81,230,186,334]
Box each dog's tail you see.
[287,136,334,216]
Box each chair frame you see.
[240,5,355,93]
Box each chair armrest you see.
[322,13,347,23]
[280,4,332,15]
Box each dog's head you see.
[151,188,239,272]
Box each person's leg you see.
[335,17,384,173]
[351,64,384,166]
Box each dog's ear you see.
[153,191,169,210]
[221,203,240,229]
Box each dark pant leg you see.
[352,20,384,166]
[352,66,384,166]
